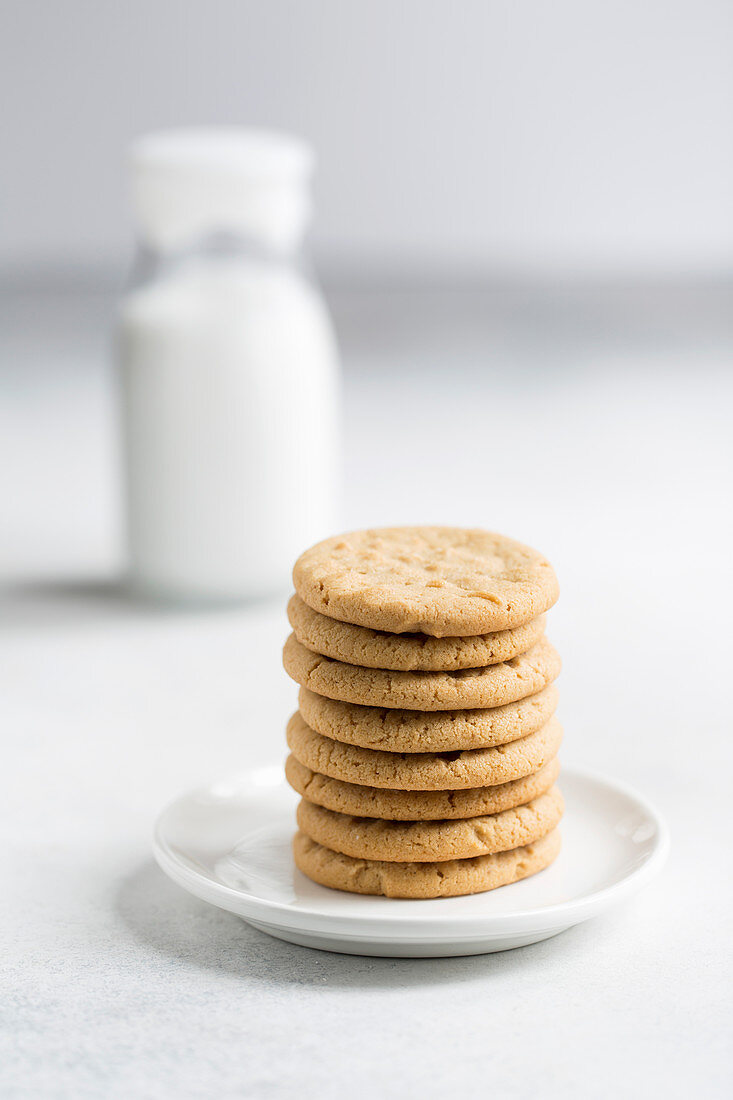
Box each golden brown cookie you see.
[287,593,546,671]
[286,711,563,790]
[285,754,560,820]
[293,527,559,637]
[293,828,562,898]
[283,634,560,711]
[297,787,563,862]
[298,683,559,752]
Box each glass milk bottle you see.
[118,129,339,602]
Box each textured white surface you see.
[2,285,732,1098]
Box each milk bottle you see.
[119,129,339,602]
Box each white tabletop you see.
[2,283,732,1098]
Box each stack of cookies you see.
[282,527,562,899]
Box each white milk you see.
[118,129,339,602]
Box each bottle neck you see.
[128,228,311,291]
[144,222,306,257]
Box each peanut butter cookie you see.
[297,684,558,752]
[293,828,561,898]
[297,787,563,862]
[293,527,559,636]
[285,754,560,820]
[283,634,560,711]
[287,593,546,671]
[286,711,563,790]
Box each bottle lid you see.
[130,127,315,251]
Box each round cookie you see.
[293,526,559,637]
[298,683,559,753]
[293,828,562,898]
[283,634,560,711]
[285,754,560,820]
[297,787,564,862]
[286,711,563,790]
[287,594,546,671]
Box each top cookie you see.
[293,527,559,637]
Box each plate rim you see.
[152,764,669,940]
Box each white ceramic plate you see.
[153,765,668,957]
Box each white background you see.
[3,0,733,275]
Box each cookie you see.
[293,827,562,898]
[297,786,563,862]
[283,635,560,711]
[286,711,563,790]
[285,753,560,820]
[287,593,546,671]
[298,683,558,752]
[293,527,559,637]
